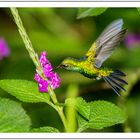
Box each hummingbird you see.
[58,19,128,96]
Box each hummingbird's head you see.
[57,57,78,71]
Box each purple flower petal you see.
[124,33,140,48]
[0,38,10,60]
[34,51,61,92]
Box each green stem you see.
[10,7,68,132]
[10,8,43,78]
[66,84,78,132]
[47,86,68,131]
[57,106,68,132]
[45,98,68,131]
[48,86,58,104]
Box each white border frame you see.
[0,2,140,7]
[0,133,140,138]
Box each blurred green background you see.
[0,8,140,132]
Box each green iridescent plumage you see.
[61,57,112,79]
[59,19,128,96]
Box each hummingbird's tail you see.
[103,69,128,96]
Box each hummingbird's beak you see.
[54,64,63,70]
[56,64,61,69]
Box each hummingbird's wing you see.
[94,28,127,68]
[86,19,127,68]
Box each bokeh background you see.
[0,8,140,132]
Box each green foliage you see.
[1,8,139,132]
[65,97,90,120]
[0,97,31,132]
[0,80,50,103]
[137,8,140,15]
[31,126,59,132]
[77,8,108,19]
[65,97,127,132]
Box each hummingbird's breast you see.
[77,59,112,79]
[77,59,98,79]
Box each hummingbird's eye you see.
[63,64,68,67]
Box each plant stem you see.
[66,84,78,132]
[10,8,43,78]
[10,7,68,132]
[45,99,68,131]
[57,106,68,132]
[47,86,68,131]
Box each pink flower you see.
[124,33,140,48]
[0,38,10,60]
[34,51,61,92]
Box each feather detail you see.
[103,76,120,96]
[86,19,124,58]
[103,69,128,96]
[111,69,126,76]
[96,19,123,49]
[94,28,127,68]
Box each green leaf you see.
[31,126,59,133]
[77,8,108,19]
[65,97,90,120]
[65,97,127,132]
[79,100,126,131]
[0,97,31,132]
[137,8,140,15]
[77,115,89,132]
[0,80,50,103]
